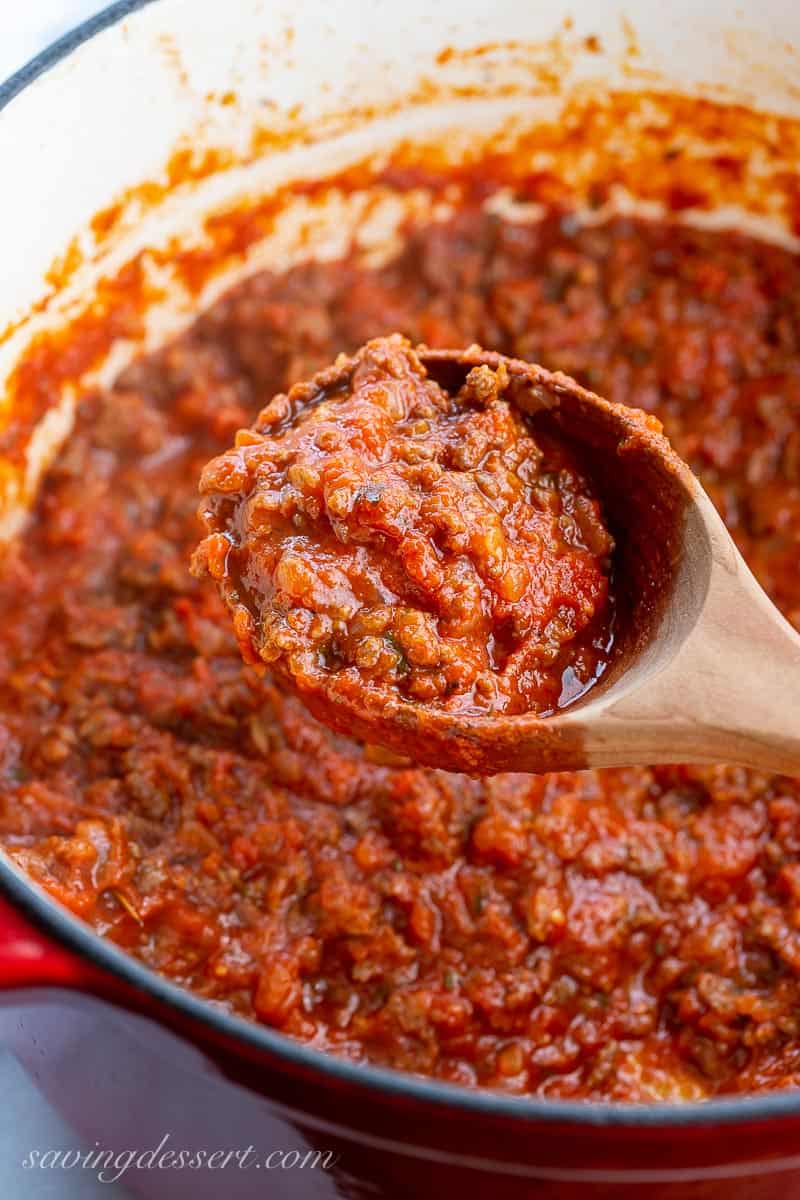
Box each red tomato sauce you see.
[2,204,800,1100]
[193,335,614,720]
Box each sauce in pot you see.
[2,203,800,1100]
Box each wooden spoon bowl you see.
[293,346,800,776]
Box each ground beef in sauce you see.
[193,335,613,718]
[2,205,800,1100]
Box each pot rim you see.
[3,0,800,1132]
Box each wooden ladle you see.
[298,346,800,777]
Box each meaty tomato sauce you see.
[193,336,613,719]
[2,206,800,1100]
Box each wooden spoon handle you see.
[588,618,800,774]
[582,514,800,775]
